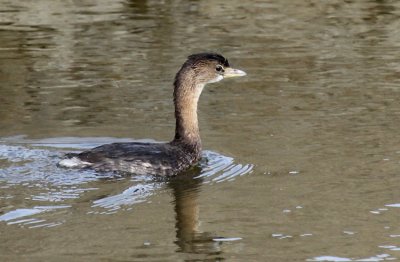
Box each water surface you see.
[1,0,400,261]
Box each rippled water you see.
[1,0,400,261]
[0,137,252,226]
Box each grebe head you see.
[172,52,246,146]
[181,53,246,85]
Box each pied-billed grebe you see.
[58,53,246,176]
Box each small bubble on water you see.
[212,237,242,242]
[272,233,292,239]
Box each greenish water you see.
[1,0,400,261]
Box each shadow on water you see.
[0,136,253,233]
[170,171,241,257]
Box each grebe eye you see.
[216,65,223,72]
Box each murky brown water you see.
[1,0,400,261]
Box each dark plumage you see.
[58,52,246,176]
[186,53,230,67]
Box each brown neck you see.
[172,70,203,151]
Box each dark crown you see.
[186,53,230,67]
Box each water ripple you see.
[91,183,160,212]
[307,253,394,261]
[0,205,70,228]
[197,150,254,183]
[0,137,253,226]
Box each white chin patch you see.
[207,75,224,84]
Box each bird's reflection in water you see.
[169,168,223,256]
